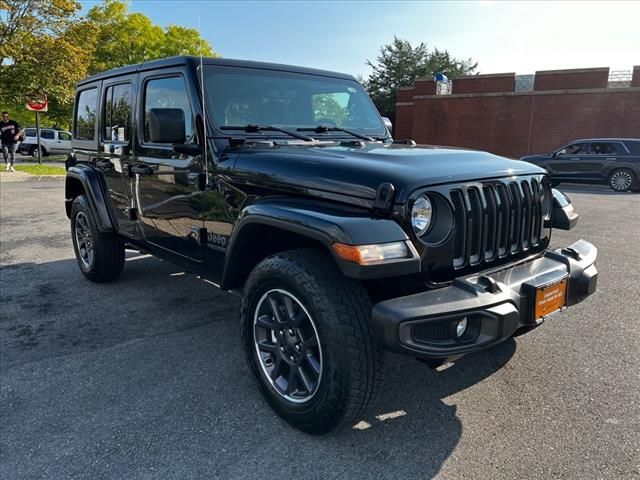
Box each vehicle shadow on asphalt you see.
[1,253,516,479]
[557,184,639,196]
[336,339,517,477]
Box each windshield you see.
[204,66,386,137]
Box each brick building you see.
[395,66,640,158]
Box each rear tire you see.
[70,195,125,282]
[608,168,635,192]
[240,249,383,434]
[30,145,47,157]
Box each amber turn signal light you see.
[332,241,409,265]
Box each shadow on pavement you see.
[557,183,638,196]
[0,254,516,479]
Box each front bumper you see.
[372,239,597,359]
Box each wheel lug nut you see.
[295,344,301,351]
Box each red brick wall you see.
[632,66,640,88]
[453,73,515,94]
[413,78,436,96]
[395,67,640,158]
[534,67,609,91]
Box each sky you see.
[80,0,640,78]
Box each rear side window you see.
[104,83,132,142]
[40,130,54,140]
[75,88,98,140]
[143,76,193,143]
[587,142,618,155]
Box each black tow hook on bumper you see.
[371,239,598,359]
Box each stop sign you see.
[26,96,48,112]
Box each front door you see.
[548,142,587,180]
[57,131,72,153]
[133,71,204,262]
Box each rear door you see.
[39,129,56,153]
[581,141,624,181]
[96,77,138,237]
[133,69,204,261]
[72,84,100,171]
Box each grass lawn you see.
[2,164,67,176]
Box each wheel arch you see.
[65,165,114,232]
[221,218,335,290]
[220,200,418,290]
[604,163,639,180]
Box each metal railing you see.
[608,70,632,88]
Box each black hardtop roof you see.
[78,56,356,86]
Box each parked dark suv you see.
[521,138,640,192]
[65,56,598,433]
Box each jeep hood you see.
[232,143,546,203]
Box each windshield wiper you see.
[297,125,374,142]
[220,124,314,142]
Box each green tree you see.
[363,36,477,120]
[1,0,96,128]
[86,0,216,74]
[312,94,347,126]
[0,0,217,129]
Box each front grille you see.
[449,177,547,269]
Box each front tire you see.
[608,168,635,192]
[240,249,383,434]
[70,195,125,282]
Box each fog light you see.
[455,317,468,338]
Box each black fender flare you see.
[65,165,114,232]
[221,199,421,288]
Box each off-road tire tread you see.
[240,249,383,433]
[71,195,124,283]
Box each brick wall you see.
[396,66,640,158]
[632,65,640,88]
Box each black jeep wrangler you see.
[65,56,598,434]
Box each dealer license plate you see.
[534,278,568,321]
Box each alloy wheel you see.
[610,170,632,191]
[253,289,323,403]
[74,211,94,268]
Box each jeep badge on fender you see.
[64,56,598,434]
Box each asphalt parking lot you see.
[1,176,639,479]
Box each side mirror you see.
[149,108,186,144]
[382,116,393,134]
[551,188,578,230]
[551,151,558,159]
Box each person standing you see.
[1,111,22,172]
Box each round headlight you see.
[411,195,433,236]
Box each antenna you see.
[198,13,208,183]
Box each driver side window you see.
[143,76,193,143]
[559,143,584,156]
